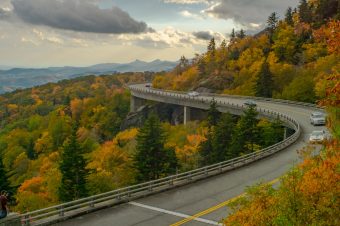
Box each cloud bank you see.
[204,0,299,26]
[9,0,152,34]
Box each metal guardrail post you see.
[188,173,192,181]
[169,178,174,186]
[116,192,121,200]
[59,205,64,217]
[89,198,94,208]
[23,215,30,226]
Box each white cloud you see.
[118,27,210,49]
[249,23,261,28]
[180,10,203,19]
[21,37,39,46]
[32,29,64,45]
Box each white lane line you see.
[129,202,221,225]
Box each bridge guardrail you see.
[20,85,301,226]
[129,84,323,109]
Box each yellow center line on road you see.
[169,178,280,226]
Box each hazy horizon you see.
[0,58,176,70]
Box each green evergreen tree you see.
[211,113,235,162]
[220,39,227,49]
[207,37,216,58]
[256,60,274,98]
[298,0,312,23]
[134,115,177,182]
[267,12,279,43]
[207,99,221,128]
[236,29,246,39]
[0,155,12,193]
[198,56,206,76]
[59,123,88,202]
[26,138,37,160]
[285,7,294,25]
[267,12,279,31]
[176,55,189,75]
[229,48,240,60]
[271,117,284,144]
[199,131,214,166]
[230,28,236,42]
[230,106,259,155]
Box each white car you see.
[244,99,257,107]
[309,130,326,143]
[187,91,200,97]
[310,112,326,126]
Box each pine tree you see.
[230,28,236,42]
[176,55,189,75]
[207,37,216,58]
[298,0,312,23]
[134,115,177,182]
[211,113,235,162]
[199,131,214,166]
[237,29,246,39]
[59,123,88,202]
[271,117,284,144]
[267,12,279,30]
[285,7,294,25]
[220,39,227,49]
[207,99,221,128]
[0,155,12,193]
[26,138,37,160]
[230,107,259,155]
[267,12,279,40]
[256,60,273,98]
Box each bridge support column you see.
[130,96,146,112]
[284,127,287,139]
[184,106,191,125]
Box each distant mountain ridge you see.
[0,59,177,94]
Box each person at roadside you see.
[0,191,9,219]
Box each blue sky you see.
[0,0,299,68]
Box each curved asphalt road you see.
[58,84,326,226]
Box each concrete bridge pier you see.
[130,96,146,112]
[184,106,191,125]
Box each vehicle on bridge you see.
[310,112,326,126]
[187,91,200,97]
[244,99,257,107]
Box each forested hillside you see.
[0,73,149,211]
[153,0,339,103]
